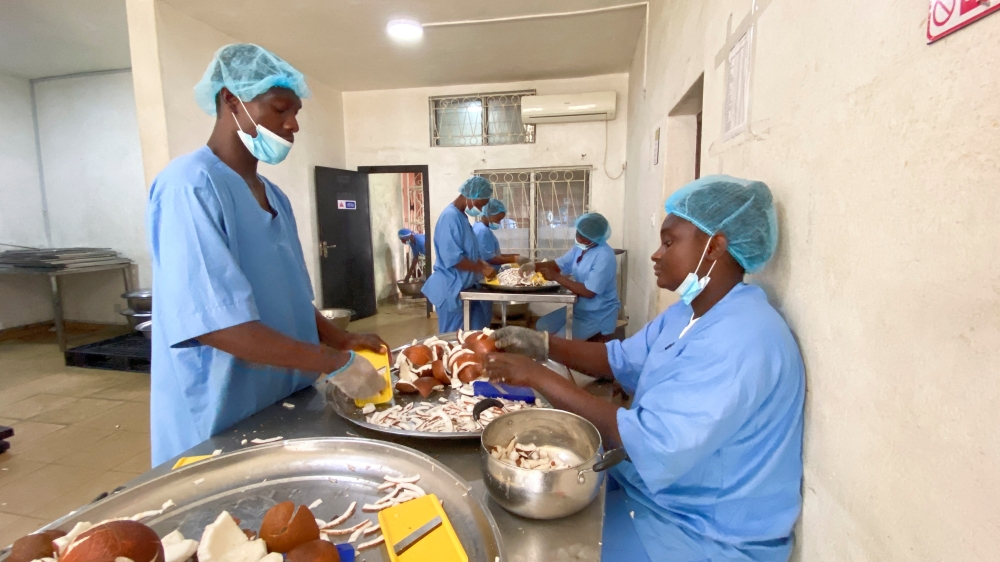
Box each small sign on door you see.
[337,200,357,210]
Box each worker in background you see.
[398,228,426,282]
[146,44,387,466]
[473,199,526,270]
[421,176,496,332]
[534,212,620,341]
[484,176,804,562]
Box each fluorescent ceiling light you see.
[387,19,423,41]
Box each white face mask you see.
[674,237,717,306]
[232,98,293,165]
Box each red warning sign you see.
[928,0,1000,43]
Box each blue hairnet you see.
[194,43,310,117]
[460,176,494,199]
[398,228,413,238]
[484,199,507,217]
[575,213,611,245]
[665,174,778,273]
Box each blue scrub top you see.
[554,243,620,335]
[606,283,805,561]
[406,233,426,256]
[146,146,317,466]
[421,204,480,312]
[472,222,501,262]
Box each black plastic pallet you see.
[65,332,151,373]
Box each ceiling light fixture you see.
[386,19,423,41]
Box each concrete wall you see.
[0,73,51,329]
[367,173,405,303]
[623,1,1000,560]
[126,0,347,298]
[33,71,147,324]
[342,74,629,255]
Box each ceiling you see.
[0,0,131,79]
[162,0,645,91]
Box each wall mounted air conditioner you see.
[520,91,616,124]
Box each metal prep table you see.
[461,288,579,338]
[0,262,135,351]
[128,386,605,562]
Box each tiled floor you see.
[0,302,436,548]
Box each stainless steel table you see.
[130,387,604,562]
[461,288,579,338]
[0,262,135,351]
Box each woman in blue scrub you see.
[472,199,524,269]
[484,176,805,562]
[146,44,387,466]
[421,177,496,332]
[398,228,426,281]
[534,213,619,341]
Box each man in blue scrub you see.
[472,199,523,269]
[421,176,496,332]
[484,176,805,562]
[534,212,619,341]
[146,44,387,466]
[398,228,425,281]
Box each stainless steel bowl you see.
[492,301,529,319]
[135,320,152,340]
[320,308,354,330]
[397,280,425,297]
[122,289,152,313]
[477,407,625,519]
[120,308,152,329]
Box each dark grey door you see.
[315,166,377,319]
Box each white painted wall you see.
[368,173,405,303]
[33,71,147,324]
[623,1,1000,560]
[343,74,629,257]
[127,0,347,298]
[0,72,51,329]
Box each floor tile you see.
[2,393,78,421]
[0,455,48,489]
[113,448,152,474]
[30,470,139,521]
[0,463,107,517]
[0,514,49,549]
[93,376,150,402]
[30,397,125,425]
[76,401,149,433]
[1,420,66,448]
[14,424,117,464]
[53,430,149,472]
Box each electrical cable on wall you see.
[604,119,626,181]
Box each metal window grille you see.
[430,91,536,147]
[475,167,591,261]
[723,29,752,138]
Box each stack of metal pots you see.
[121,289,152,339]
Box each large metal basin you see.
[320,308,354,330]
[397,280,425,297]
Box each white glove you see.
[321,352,386,399]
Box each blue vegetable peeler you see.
[471,381,536,403]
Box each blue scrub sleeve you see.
[149,184,259,347]
[583,250,616,295]
[435,213,470,268]
[616,343,773,494]
[606,311,671,394]
[555,248,575,274]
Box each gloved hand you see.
[515,255,530,266]
[479,261,498,280]
[492,326,549,361]
[321,351,386,399]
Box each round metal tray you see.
[24,438,504,561]
[477,281,562,293]
[329,334,565,439]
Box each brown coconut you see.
[259,501,320,553]
[287,539,341,562]
[8,530,65,562]
[61,521,162,562]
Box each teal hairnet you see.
[664,174,778,273]
[575,213,611,245]
[484,199,507,217]
[194,43,310,117]
[460,176,494,199]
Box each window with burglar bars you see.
[475,167,591,261]
[429,90,536,147]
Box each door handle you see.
[321,241,336,258]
